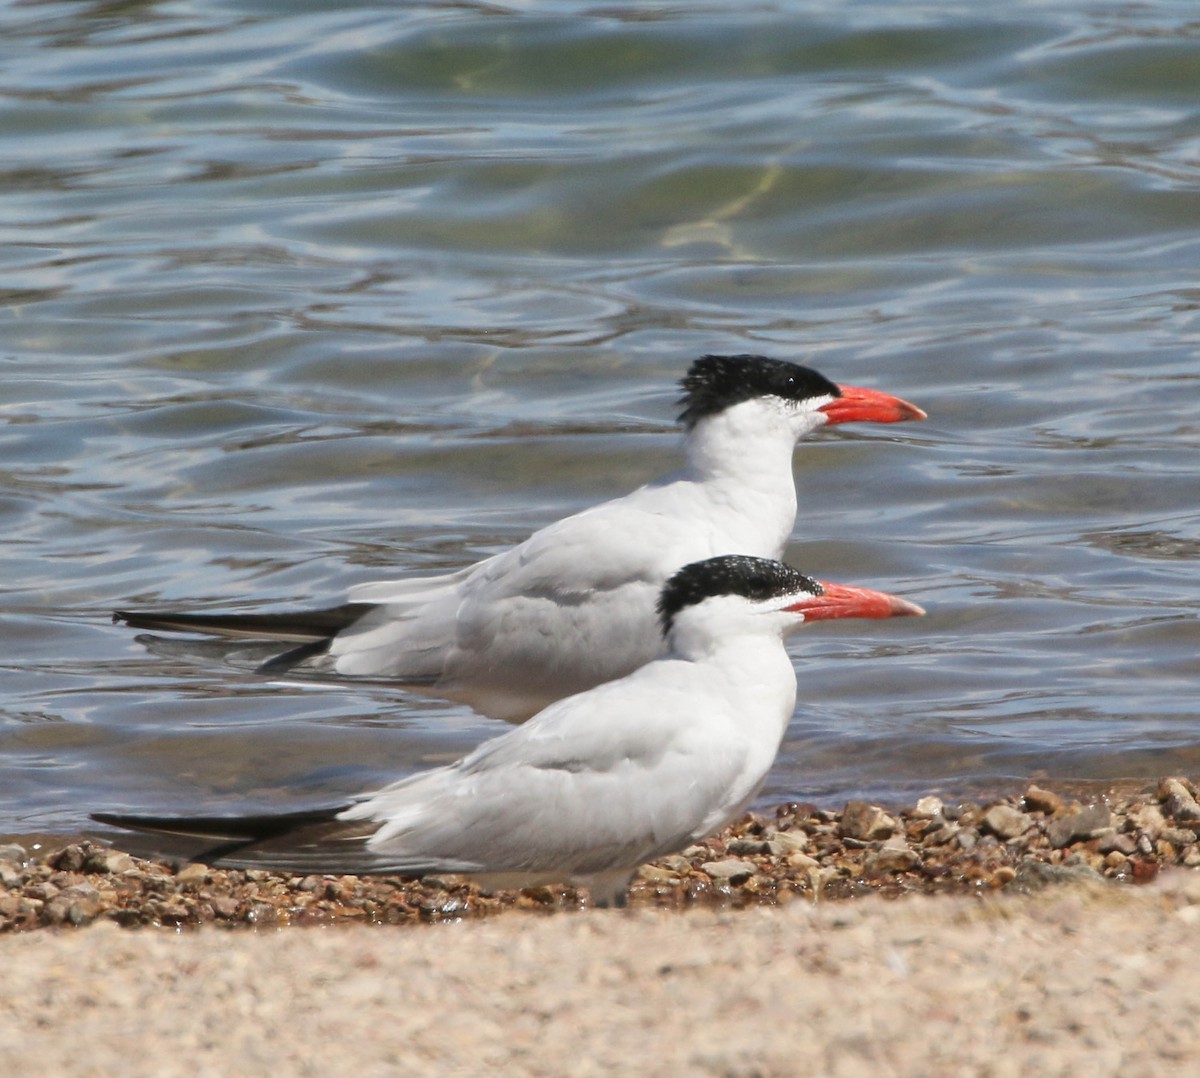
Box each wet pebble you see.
[0,844,28,865]
[839,801,899,842]
[1160,778,1200,823]
[1047,805,1112,849]
[913,796,944,818]
[701,859,757,883]
[982,804,1030,840]
[1022,786,1065,816]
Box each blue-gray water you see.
[3,0,1199,836]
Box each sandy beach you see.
[2,874,1198,1076]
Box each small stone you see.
[50,845,86,873]
[982,804,1031,840]
[726,838,772,857]
[1131,859,1159,883]
[0,862,21,888]
[1160,827,1196,846]
[913,796,944,818]
[655,854,692,873]
[921,820,957,846]
[1013,860,1104,892]
[0,844,27,864]
[157,902,190,925]
[636,864,680,884]
[321,879,349,901]
[956,805,982,827]
[44,884,102,927]
[1160,778,1200,822]
[769,830,809,855]
[211,896,240,918]
[1047,805,1112,849]
[743,873,775,895]
[419,875,462,890]
[839,801,898,842]
[866,846,920,873]
[1023,786,1064,815]
[1130,803,1166,839]
[1096,833,1138,857]
[956,829,978,851]
[700,859,757,883]
[1160,775,1198,797]
[25,881,60,903]
[83,848,136,875]
[68,897,103,926]
[44,896,72,925]
[175,863,209,888]
[787,852,820,870]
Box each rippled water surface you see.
[3,0,1199,834]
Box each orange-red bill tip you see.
[785,582,926,622]
[820,385,927,425]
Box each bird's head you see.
[677,354,926,443]
[658,555,924,647]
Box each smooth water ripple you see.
[2,0,1199,833]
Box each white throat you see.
[679,397,826,556]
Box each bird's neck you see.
[669,625,798,732]
[681,408,801,550]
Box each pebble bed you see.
[4,777,1199,932]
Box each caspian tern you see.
[94,555,925,907]
[115,355,925,722]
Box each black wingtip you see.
[255,637,333,676]
[91,803,352,842]
[89,803,372,873]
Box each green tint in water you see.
[1,1,1199,831]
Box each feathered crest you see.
[677,355,840,429]
[658,555,822,634]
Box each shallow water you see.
[2,0,1199,833]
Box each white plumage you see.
[116,355,924,720]
[96,556,924,906]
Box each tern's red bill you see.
[819,385,927,425]
[786,582,925,621]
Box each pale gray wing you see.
[351,663,752,877]
[327,492,689,684]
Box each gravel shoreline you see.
[3,776,1199,931]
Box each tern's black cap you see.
[677,355,840,430]
[658,555,822,634]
